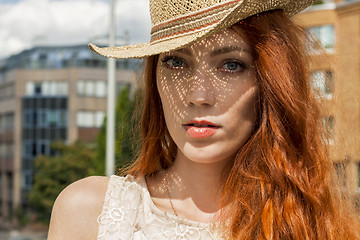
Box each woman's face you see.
[156,27,258,165]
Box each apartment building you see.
[296,0,360,192]
[0,44,141,218]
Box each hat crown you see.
[150,0,232,27]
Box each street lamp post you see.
[106,0,116,176]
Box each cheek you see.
[240,86,258,120]
[156,70,189,122]
[226,86,258,139]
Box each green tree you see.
[313,0,323,5]
[94,86,140,174]
[28,141,98,222]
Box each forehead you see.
[183,27,250,54]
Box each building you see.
[1,0,360,222]
[0,44,141,219]
[296,0,360,193]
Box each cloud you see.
[0,0,151,59]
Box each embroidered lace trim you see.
[97,175,224,240]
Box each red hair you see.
[127,10,360,239]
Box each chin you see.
[181,144,236,165]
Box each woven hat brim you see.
[89,31,206,59]
[89,0,315,59]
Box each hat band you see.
[150,0,241,44]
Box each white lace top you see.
[97,175,224,240]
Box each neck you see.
[167,151,231,214]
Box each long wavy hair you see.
[127,10,360,239]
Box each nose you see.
[185,72,215,107]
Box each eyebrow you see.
[171,45,250,57]
[173,48,192,56]
[210,46,251,57]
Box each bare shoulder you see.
[47,176,109,240]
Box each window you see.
[23,170,33,190]
[0,174,2,199]
[7,84,14,98]
[323,115,334,144]
[50,82,57,96]
[24,140,33,158]
[42,82,50,96]
[43,81,68,96]
[85,81,95,96]
[32,111,38,126]
[34,83,42,95]
[77,80,85,96]
[6,143,14,158]
[77,111,105,127]
[0,112,14,131]
[58,82,68,95]
[0,115,3,131]
[59,111,68,126]
[38,140,49,155]
[77,111,94,127]
[310,70,334,98]
[4,113,14,130]
[0,143,13,159]
[95,81,106,97]
[78,80,106,98]
[23,110,33,127]
[95,111,105,127]
[25,81,68,96]
[84,112,94,127]
[308,25,335,52]
[0,84,15,100]
[59,98,67,109]
[38,110,47,127]
[39,53,47,61]
[334,161,346,187]
[0,73,4,83]
[7,172,13,201]
[0,144,5,158]
[26,82,35,95]
[47,111,58,127]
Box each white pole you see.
[106,0,116,176]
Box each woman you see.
[48,0,360,239]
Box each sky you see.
[0,0,151,59]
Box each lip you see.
[182,120,220,138]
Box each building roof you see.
[0,43,142,74]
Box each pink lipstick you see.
[183,120,220,138]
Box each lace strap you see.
[97,175,142,240]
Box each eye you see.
[161,56,187,69]
[220,60,247,73]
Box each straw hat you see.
[89,0,315,59]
